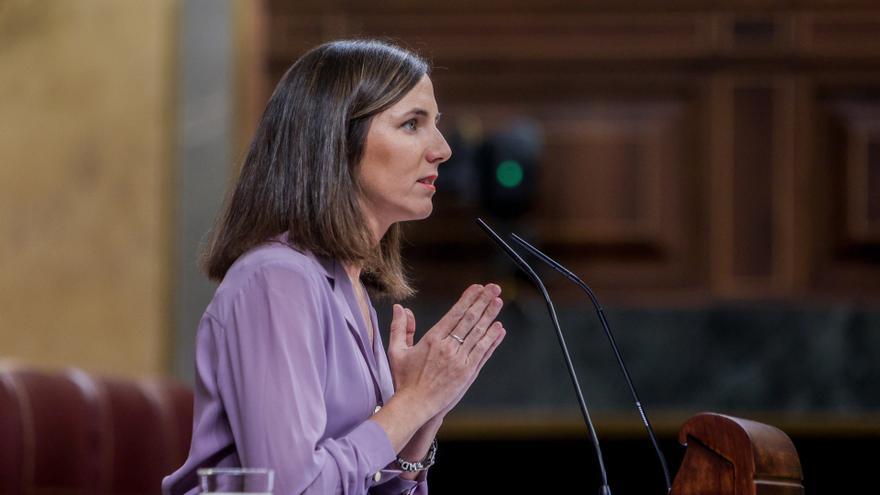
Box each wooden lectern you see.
[671,413,804,495]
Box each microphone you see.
[475,218,612,495]
[509,233,672,493]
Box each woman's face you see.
[357,75,452,239]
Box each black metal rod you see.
[510,233,672,493]
[475,218,612,494]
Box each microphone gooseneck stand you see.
[510,233,673,493]
[476,218,612,495]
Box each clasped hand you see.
[387,284,506,421]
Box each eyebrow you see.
[402,108,442,123]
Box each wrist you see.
[389,389,438,426]
[425,414,444,429]
[372,391,435,452]
[395,438,437,473]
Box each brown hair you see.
[202,39,429,299]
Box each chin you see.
[417,202,434,219]
[400,203,434,222]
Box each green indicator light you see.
[496,160,523,188]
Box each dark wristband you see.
[395,438,437,472]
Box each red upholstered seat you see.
[156,379,195,470]
[0,371,25,494]
[0,365,193,495]
[5,368,107,494]
[99,377,177,494]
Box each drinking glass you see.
[198,468,274,494]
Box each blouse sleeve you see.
[213,262,398,494]
[370,469,429,495]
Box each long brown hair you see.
[202,39,429,299]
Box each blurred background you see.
[2,0,879,492]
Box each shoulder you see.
[229,241,325,280]
[206,241,332,321]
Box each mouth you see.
[416,174,438,190]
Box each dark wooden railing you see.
[671,413,804,495]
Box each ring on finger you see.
[450,334,465,345]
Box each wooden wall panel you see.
[259,1,880,302]
[732,86,776,280]
[796,12,880,58]
[810,87,880,296]
[331,13,710,61]
[709,77,797,297]
[536,103,677,245]
[714,14,795,54]
[401,72,704,296]
[838,102,880,243]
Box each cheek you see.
[364,145,415,188]
[359,142,388,191]
[368,139,395,169]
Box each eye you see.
[402,118,418,131]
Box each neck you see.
[368,220,389,245]
[343,262,362,283]
[360,200,390,245]
[352,204,390,282]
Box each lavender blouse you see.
[162,236,428,495]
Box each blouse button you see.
[374,405,382,414]
[373,471,382,483]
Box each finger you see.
[452,323,506,414]
[467,321,505,365]
[448,284,501,345]
[404,308,416,347]
[461,296,503,354]
[388,304,407,350]
[427,284,483,337]
[472,322,505,370]
[457,323,505,400]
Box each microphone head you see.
[475,218,526,269]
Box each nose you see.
[427,127,452,165]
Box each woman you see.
[162,40,506,495]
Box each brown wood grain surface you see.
[671,413,804,495]
[252,0,880,303]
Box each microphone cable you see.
[510,233,672,493]
[476,218,612,495]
